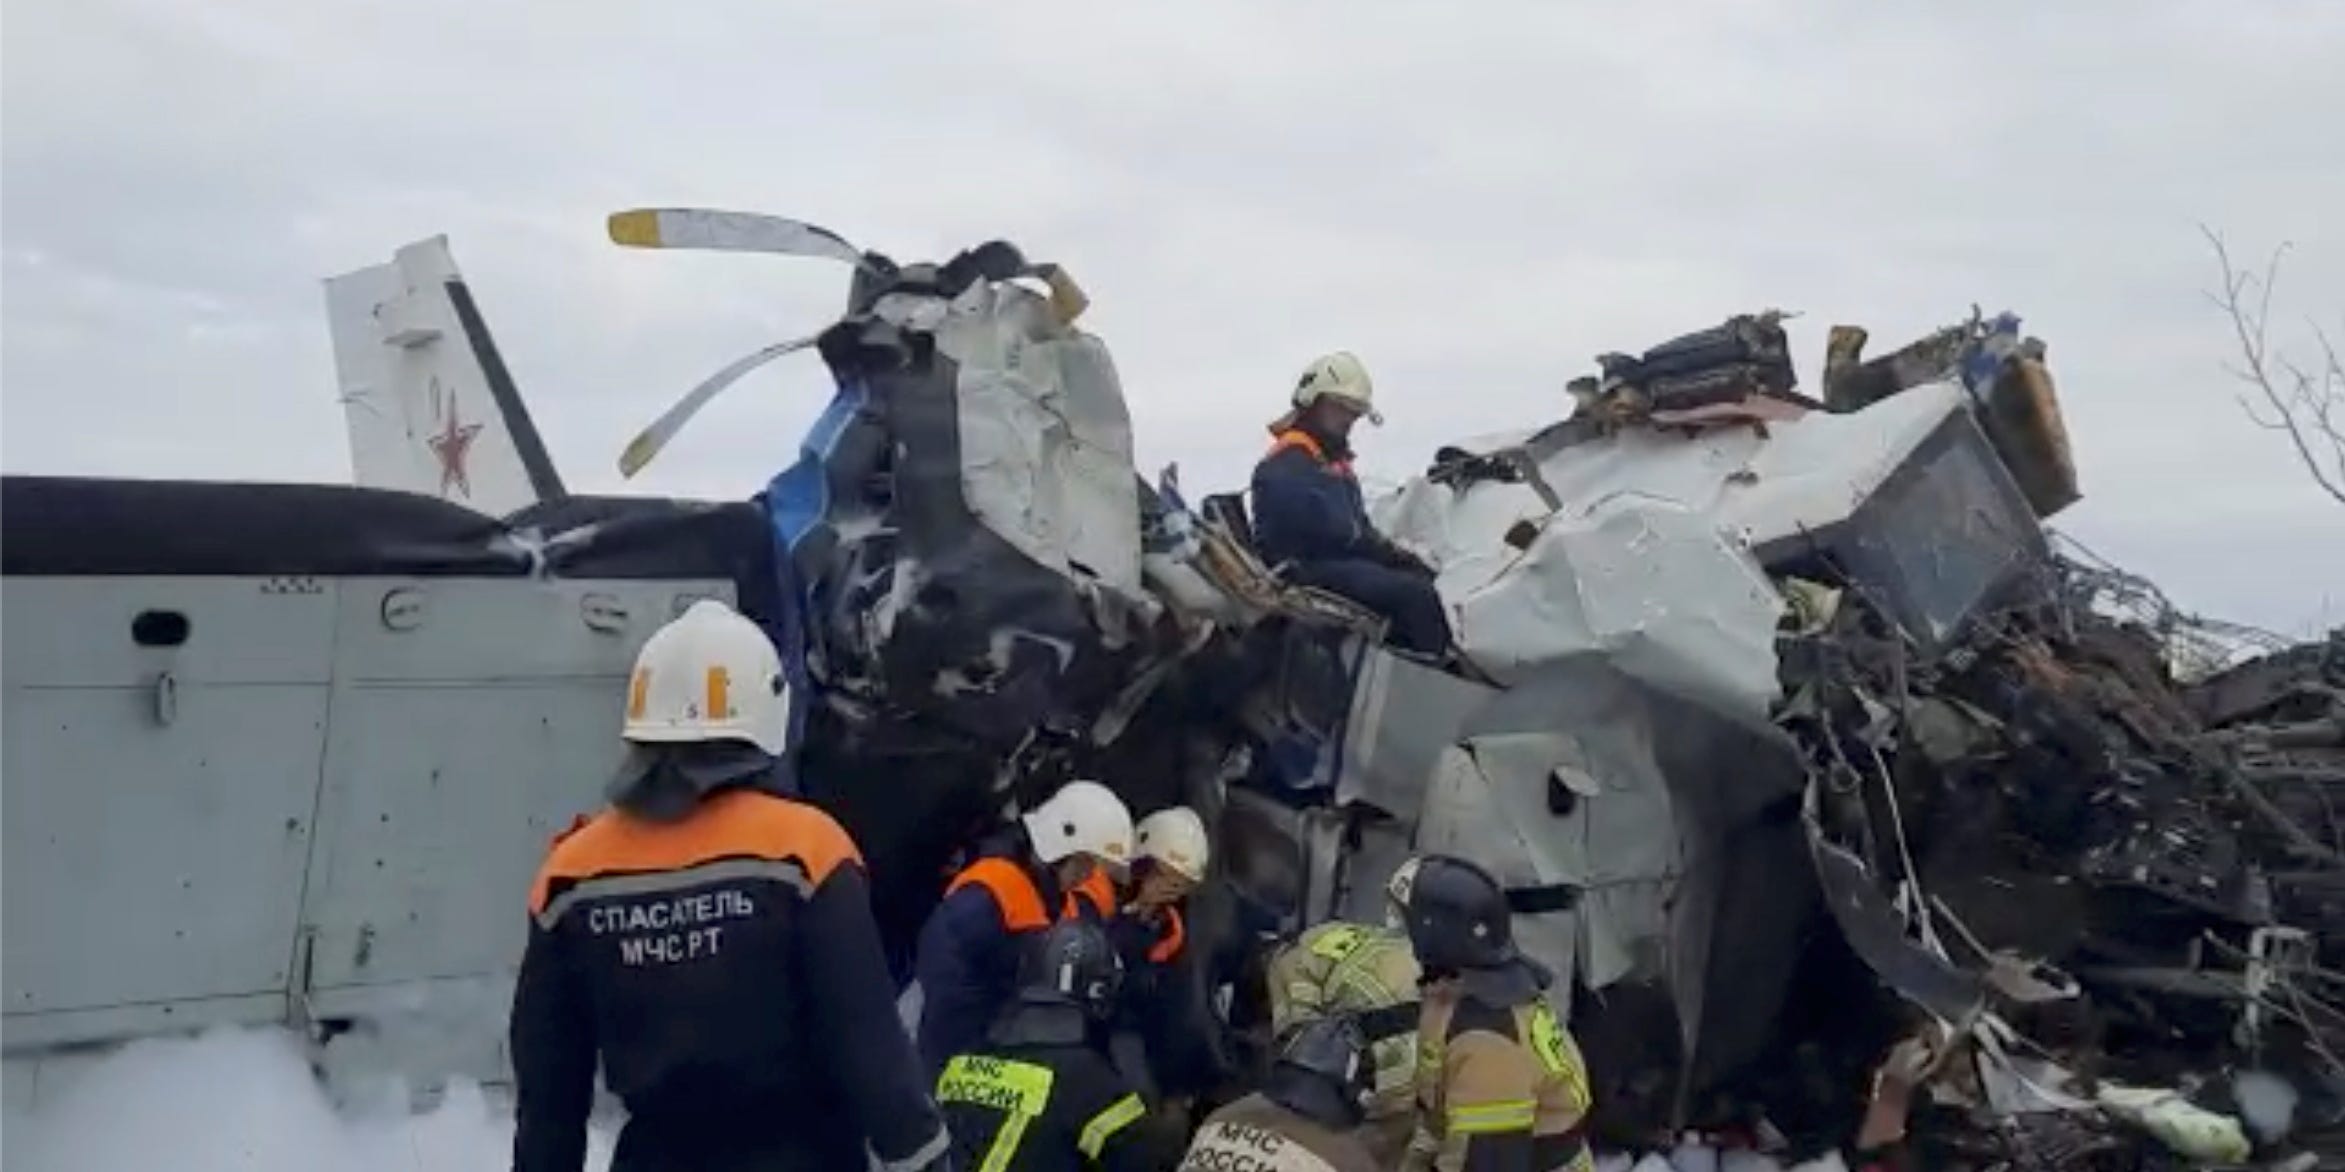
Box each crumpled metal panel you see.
[1412,658,1813,1093]
[1377,382,2039,665]
[1375,382,1966,570]
[937,279,1146,605]
[1333,644,1499,816]
[1804,810,1988,1024]
[1417,741,1589,1002]
[764,269,1164,749]
[1437,499,1785,719]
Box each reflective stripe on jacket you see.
[1412,987,1594,1172]
[512,789,946,1172]
[1268,921,1423,1116]
[1251,429,1383,566]
[937,1042,1176,1172]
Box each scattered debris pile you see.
[1376,303,2338,1167]
[1771,532,2345,1167]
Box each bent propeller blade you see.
[617,334,821,478]
[607,209,865,267]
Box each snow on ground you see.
[1,1025,1868,1172]
[2,1027,617,1172]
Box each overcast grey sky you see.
[5,1,2341,633]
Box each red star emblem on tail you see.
[427,380,486,498]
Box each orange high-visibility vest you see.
[945,857,1112,930]
[1145,906,1187,965]
[1267,429,1355,478]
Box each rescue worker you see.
[510,598,949,1172]
[1120,806,1210,972]
[1263,857,1427,1167]
[916,779,1137,1076]
[1178,1016,1385,1172]
[1397,854,1594,1172]
[1251,351,1454,657]
[1108,806,1217,1105]
[936,917,1186,1172]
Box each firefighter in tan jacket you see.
[1263,860,1427,1166]
[1178,1015,1385,1172]
[1393,855,1593,1172]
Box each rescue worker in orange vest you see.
[1107,806,1215,1105]
[1178,1015,1386,1172]
[1251,351,1453,657]
[914,780,1136,1077]
[510,599,950,1172]
[1396,855,1595,1172]
[1118,806,1209,975]
[935,917,1187,1172]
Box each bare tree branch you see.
[2203,224,2345,506]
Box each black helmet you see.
[1014,917,1124,1021]
[1400,854,1520,973]
[1264,1016,1376,1128]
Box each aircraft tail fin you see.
[323,236,564,516]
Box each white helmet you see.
[1383,856,1423,930]
[623,599,790,754]
[1288,351,1382,425]
[1135,806,1211,884]
[1022,781,1135,868]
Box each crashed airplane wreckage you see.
[6,215,2341,1165]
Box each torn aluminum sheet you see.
[1377,382,1961,563]
[1437,498,1785,719]
[938,276,1149,607]
[1418,731,1672,994]
[1217,783,1359,929]
[1333,643,1500,818]
[1804,809,1988,1025]
[1411,658,1813,1098]
[1376,380,2046,653]
[768,261,1171,750]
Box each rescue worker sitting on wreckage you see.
[1263,857,1428,1168]
[936,916,1188,1172]
[916,779,1137,1078]
[1178,1015,1387,1172]
[1397,855,1595,1172]
[510,599,949,1172]
[1252,351,1455,659]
